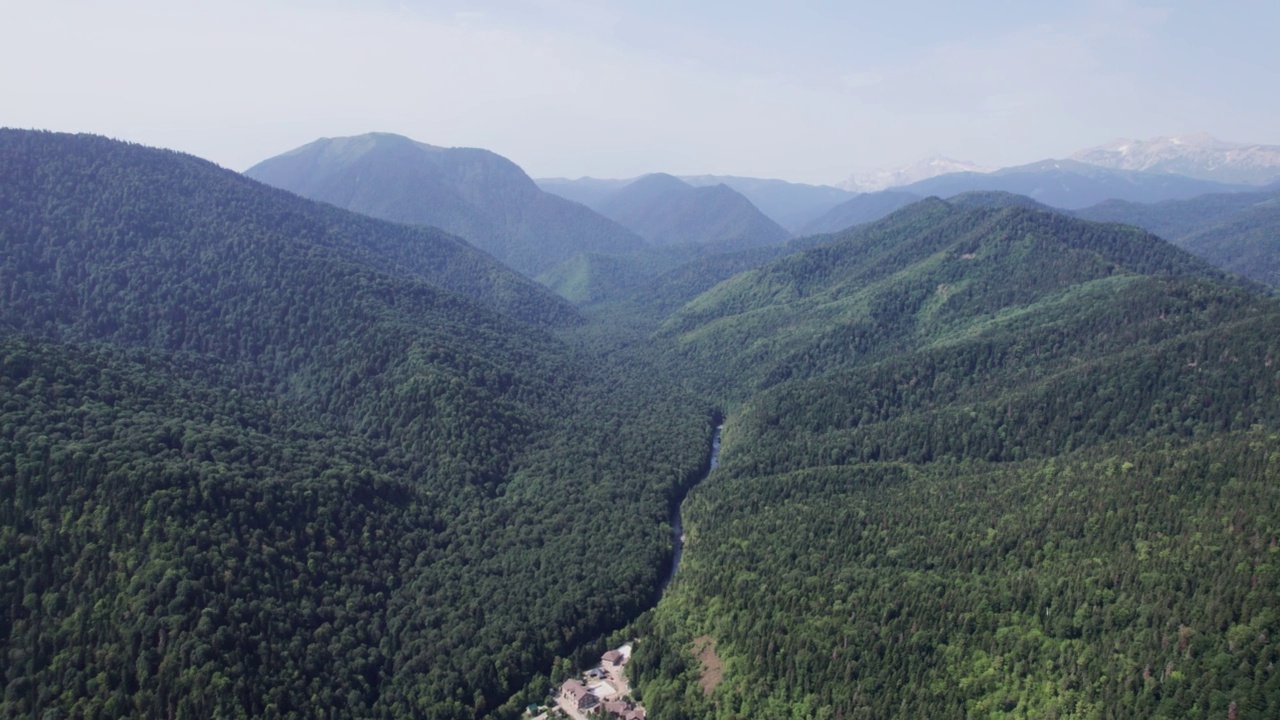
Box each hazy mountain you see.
[677,174,855,230]
[591,173,791,250]
[901,158,1251,209]
[1072,133,1280,185]
[946,189,1057,211]
[800,189,922,234]
[1077,188,1280,286]
[534,176,630,207]
[837,155,993,192]
[244,132,647,276]
[539,174,854,231]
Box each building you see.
[601,650,626,669]
[560,679,597,712]
[600,699,645,720]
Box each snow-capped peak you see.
[1070,133,1280,184]
[838,155,994,192]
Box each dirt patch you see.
[692,635,724,695]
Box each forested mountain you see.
[0,130,714,719]
[676,175,854,231]
[621,197,1280,718]
[539,175,854,232]
[901,158,1251,209]
[800,190,921,234]
[534,176,631,207]
[244,133,647,276]
[8,129,1280,720]
[1076,189,1280,286]
[589,174,791,250]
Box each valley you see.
[2,129,1279,720]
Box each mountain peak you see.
[838,155,994,192]
[1071,133,1280,184]
[246,134,647,276]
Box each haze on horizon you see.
[3,0,1278,185]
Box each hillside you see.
[624,198,1280,718]
[7,130,1280,720]
[677,175,854,231]
[1076,189,1280,286]
[539,174,853,232]
[0,130,713,719]
[656,198,1233,398]
[800,189,922,234]
[902,158,1251,209]
[244,133,647,276]
[535,176,631,207]
[590,173,791,250]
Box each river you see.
[659,424,721,594]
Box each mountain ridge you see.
[245,132,648,276]
[1071,132,1280,185]
[588,173,791,250]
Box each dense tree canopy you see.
[0,130,713,718]
[3,131,1279,719]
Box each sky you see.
[3,0,1279,185]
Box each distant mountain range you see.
[1076,188,1280,287]
[677,175,854,230]
[540,134,1280,239]
[1071,133,1280,185]
[539,174,852,232]
[799,190,922,235]
[587,173,790,250]
[244,133,647,276]
[896,158,1251,210]
[837,155,993,193]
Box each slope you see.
[0,130,712,719]
[677,175,855,231]
[657,198,1233,399]
[1076,189,1280,286]
[626,197,1280,719]
[800,189,921,234]
[591,173,791,250]
[244,132,648,276]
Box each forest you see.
[618,197,1280,718]
[0,130,714,718]
[2,130,1279,719]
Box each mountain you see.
[534,176,631,207]
[10,128,1280,720]
[1077,188,1280,286]
[243,132,647,276]
[1072,133,1280,185]
[677,175,855,231]
[901,158,1251,209]
[657,198,1238,398]
[838,155,993,192]
[799,189,922,234]
[625,197,1280,718]
[590,173,791,250]
[539,175,854,232]
[0,129,713,718]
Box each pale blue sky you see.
[3,0,1277,184]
